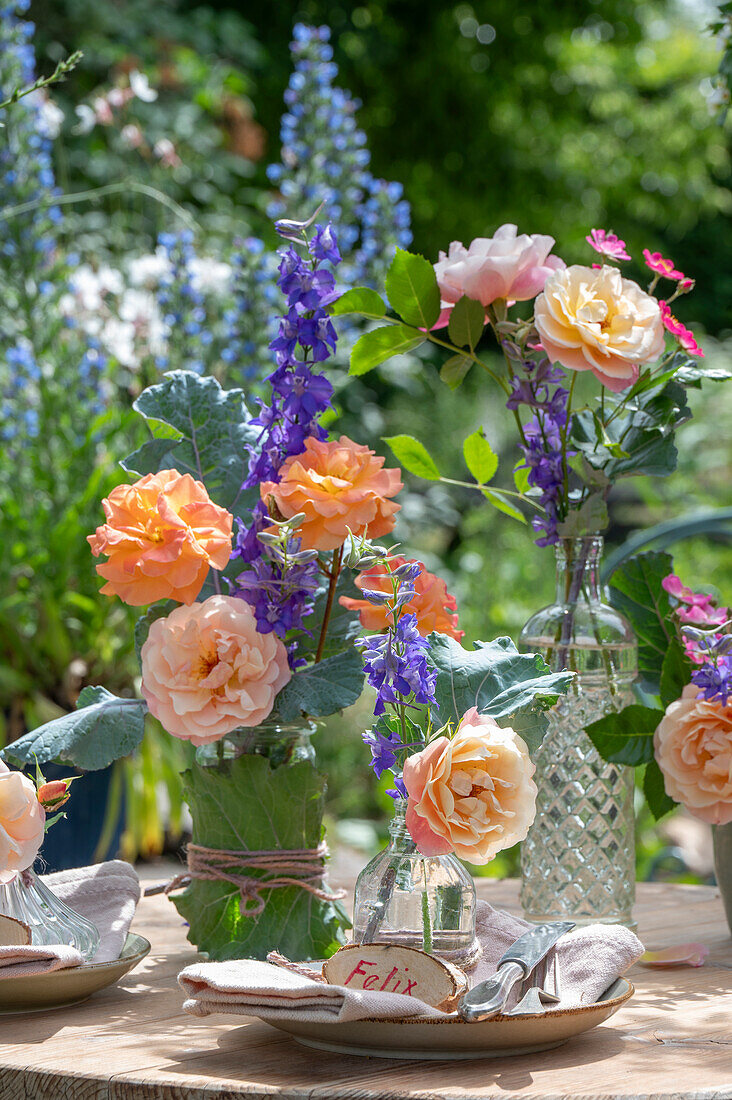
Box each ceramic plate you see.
[265,977,633,1060]
[0,932,151,1014]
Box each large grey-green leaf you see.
[274,649,365,722]
[172,756,350,960]
[426,634,574,754]
[122,371,258,514]
[608,551,675,693]
[2,687,148,771]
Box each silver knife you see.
[458,921,575,1022]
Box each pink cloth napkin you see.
[179,899,644,1022]
[0,859,140,979]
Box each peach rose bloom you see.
[339,555,464,641]
[261,436,403,553]
[654,685,732,825]
[141,595,291,745]
[88,469,233,606]
[403,707,537,864]
[434,224,565,327]
[0,761,45,884]
[534,264,665,392]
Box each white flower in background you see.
[128,251,171,287]
[153,138,181,168]
[30,93,64,138]
[92,96,114,126]
[73,104,96,134]
[107,86,133,110]
[189,257,233,295]
[129,71,158,103]
[120,123,145,150]
[118,288,167,361]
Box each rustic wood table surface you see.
[1,875,731,1100]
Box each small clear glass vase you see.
[0,869,100,960]
[194,719,316,768]
[519,535,637,926]
[353,800,477,963]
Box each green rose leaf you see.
[274,649,365,722]
[383,434,441,480]
[483,490,526,524]
[426,633,574,755]
[171,756,350,960]
[670,349,731,387]
[440,354,473,390]
[350,325,425,377]
[1,687,148,771]
[122,370,258,515]
[447,295,485,350]
[330,287,387,320]
[608,551,675,693]
[463,428,498,485]
[585,704,665,766]
[643,759,676,820]
[385,248,440,329]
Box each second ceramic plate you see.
[0,932,151,1014]
[265,978,633,1060]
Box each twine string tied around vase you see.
[164,841,346,917]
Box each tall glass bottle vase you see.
[353,800,477,964]
[519,536,637,926]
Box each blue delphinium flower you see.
[507,355,572,546]
[267,24,412,289]
[231,537,319,640]
[691,657,731,706]
[155,231,207,374]
[357,613,437,718]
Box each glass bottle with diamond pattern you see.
[519,535,637,926]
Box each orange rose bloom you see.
[88,469,233,606]
[260,435,403,552]
[403,708,537,864]
[339,555,464,641]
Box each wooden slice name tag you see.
[0,914,31,947]
[322,944,468,1011]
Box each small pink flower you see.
[678,277,695,293]
[683,636,707,665]
[678,602,730,627]
[643,249,685,280]
[586,229,631,262]
[662,574,693,602]
[659,301,704,358]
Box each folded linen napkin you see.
[0,859,141,979]
[179,898,644,1022]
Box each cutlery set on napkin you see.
[179,899,644,1024]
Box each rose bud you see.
[37,780,73,811]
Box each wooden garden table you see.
[1,875,731,1100]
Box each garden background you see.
[3,0,731,878]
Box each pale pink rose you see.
[534,264,665,392]
[140,595,292,746]
[403,707,537,864]
[654,685,732,825]
[0,761,45,884]
[433,224,565,327]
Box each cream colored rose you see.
[534,264,665,392]
[0,761,45,884]
[654,685,732,825]
[141,595,292,745]
[402,707,537,864]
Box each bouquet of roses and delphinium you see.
[334,224,729,548]
[4,218,403,959]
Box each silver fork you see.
[509,951,561,1016]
